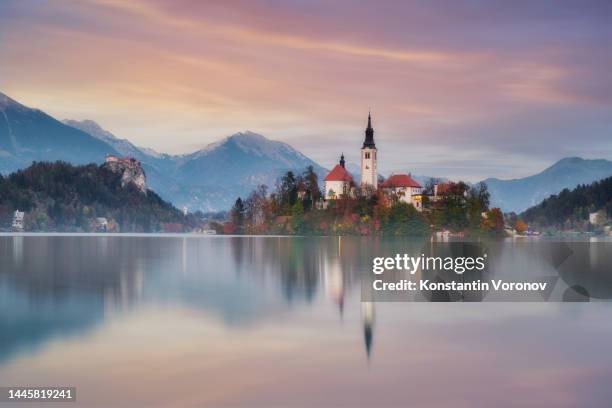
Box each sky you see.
[1,0,611,180]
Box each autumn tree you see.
[481,208,505,236]
[514,219,528,235]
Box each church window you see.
[365,152,370,159]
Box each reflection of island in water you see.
[2,235,611,366]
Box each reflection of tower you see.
[361,301,375,360]
[324,237,345,316]
[324,259,345,316]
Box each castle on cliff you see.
[104,154,147,193]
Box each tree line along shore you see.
[2,161,610,235]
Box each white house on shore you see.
[12,210,24,232]
[381,174,424,211]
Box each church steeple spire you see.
[363,111,375,149]
[340,153,345,168]
[360,110,378,189]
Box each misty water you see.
[1,235,612,407]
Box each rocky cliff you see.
[103,155,147,193]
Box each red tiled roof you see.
[382,174,422,188]
[324,165,353,182]
[436,182,452,195]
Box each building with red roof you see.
[434,182,451,196]
[381,173,424,210]
[324,154,353,199]
[429,181,470,205]
[382,174,422,189]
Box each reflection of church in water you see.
[228,235,377,360]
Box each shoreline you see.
[1,232,610,243]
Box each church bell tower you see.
[360,111,377,189]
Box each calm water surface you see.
[0,235,611,407]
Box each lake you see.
[1,234,611,407]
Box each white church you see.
[324,113,424,210]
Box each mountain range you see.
[64,121,326,211]
[0,93,117,169]
[483,157,612,213]
[2,91,610,213]
[1,93,328,211]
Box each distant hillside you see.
[0,161,190,232]
[521,176,612,227]
[0,92,118,172]
[483,157,612,213]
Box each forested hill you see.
[0,161,191,232]
[521,176,612,227]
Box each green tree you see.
[231,197,246,233]
[439,182,469,230]
[278,171,298,212]
[302,166,322,209]
[291,200,304,216]
[467,182,490,229]
[0,161,189,232]
[382,202,430,236]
